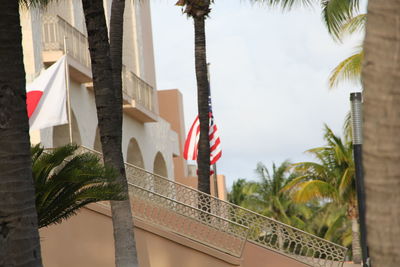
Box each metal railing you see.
[129,183,249,257]
[42,15,91,69]
[124,162,348,267]
[122,65,155,112]
[77,146,347,266]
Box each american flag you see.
[183,95,222,165]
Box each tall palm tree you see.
[0,1,43,266]
[283,125,361,263]
[176,0,212,194]
[81,0,139,266]
[32,144,124,228]
[362,0,400,265]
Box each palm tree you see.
[245,162,311,226]
[229,162,313,230]
[176,0,212,194]
[283,125,361,263]
[362,0,400,265]
[0,1,43,266]
[81,0,139,266]
[32,144,124,228]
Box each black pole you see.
[350,92,370,267]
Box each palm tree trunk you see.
[0,2,42,266]
[194,16,211,194]
[351,216,362,264]
[362,1,400,266]
[81,1,137,266]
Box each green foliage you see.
[321,0,360,39]
[229,121,357,252]
[285,125,355,204]
[229,161,313,230]
[329,50,363,88]
[32,144,125,228]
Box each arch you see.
[53,110,82,147]
[153,152,167,177]
[126,138,144,168]
[93,127,102,153]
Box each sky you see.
[150,0,364,189]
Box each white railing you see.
[122,65,155,112]
[42,15,155,113]
[42,15,91,69]
[77,146,348,266]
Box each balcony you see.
[122,66,157,123]
[42,15,92,83]
[42,15,157,123]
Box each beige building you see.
[20,1,351,267]
[23,0,180,179]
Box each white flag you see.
[27,56,68,131]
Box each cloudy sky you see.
[151,0,365,188]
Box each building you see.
[20,1,350,267]
[23,1,184,180]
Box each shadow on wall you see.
[153,152,167,177]
[127,138,145,168]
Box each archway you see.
[153,152,167,177]
[53,110,82,147]
[126,138,144,168]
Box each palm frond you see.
[281,175,309,193]
[321,0,360,40]
[338,13,366,40]
[291,162,329,179]
[343,111,352,143]
[329,50,363,89]
[33,144,124,228]
[19,0,57,8]
[324,213,347,241]
[251,0,316,10]
[292,180,336,203]
[338,167,355,200]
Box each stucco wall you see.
[40,204,317,267]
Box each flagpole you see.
[64,36,73,144]
[207,63,219,199]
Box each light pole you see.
[350,92,370,267]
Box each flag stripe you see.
[183,112,222,165]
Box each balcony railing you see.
[76,146,347,266]
[42,15,91,69]
[42,15,155,114]
[122,65,155,113]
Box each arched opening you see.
[126,138,144,168]
[153,152,167,177]
[93,127,102,153]
[53,110,82,147]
